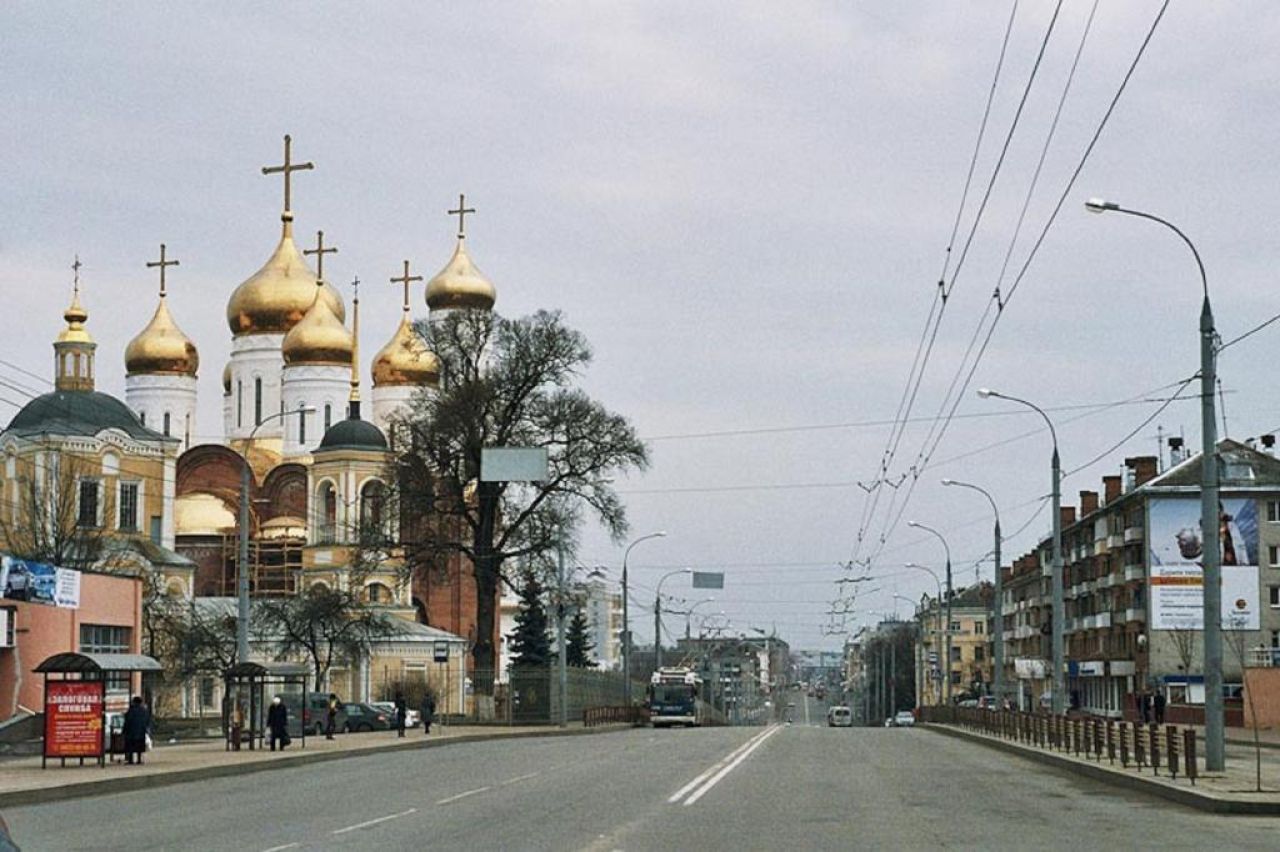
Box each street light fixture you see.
[1085,196,1222,771]
[903,562,945,706]
[237,406,315,663]
[942,477,1004,704]
[683,597,718,640]
[654,568,693,669]
[977,387,1064,715]
[621,531,667,705]
[907,521,954,705]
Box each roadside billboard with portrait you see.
[1148,496,1259,630]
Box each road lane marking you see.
[668,725,778,804]
[436,786,492,805]
[331,808,417,835]
[682,725,781,806]
[260,845,299,852]
[502,771,541,786]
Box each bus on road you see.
[647,667,706,727]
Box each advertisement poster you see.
[1148,497,1260,630]
[1,556,81,609]
[44,681,105,759]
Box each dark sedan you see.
[342,702,393,732]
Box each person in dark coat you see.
[325,693,340,740]
[267,695,289,751]
[1153,690,1167,725]
[420,693,436,735]
[122,696,150,765]
[394,692,407,738]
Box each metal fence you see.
[919,706,1199,785]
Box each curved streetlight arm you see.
[979,391,1058,455]
[907,520,952,566]
[1088,201,1208,303]
[941,479,1001,531]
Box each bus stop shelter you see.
[34,651,163,768]
[223,661,309,751]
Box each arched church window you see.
[254,377,263,426]
[163,412,171,437]
[298,405,307,445]
[237,380,243,428]
[365,582,392,604]
[360,479,386,539]
[324,403,332,432]
[317,482,337,544]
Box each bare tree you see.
[392,309,648,691]
[0,450,113,570]
[254,585,400,689]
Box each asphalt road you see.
[7,716,1280,851]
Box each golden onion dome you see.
[57,291,93,344]
[372,313,439,387]
[282,286,354,366]
[174,493,235,536]
[125,297,200,377]
[226,217,345,335]
[222,362,232,394]
[425,240,496,312]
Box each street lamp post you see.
[903,562,945,706]
[1086,197,1222,771]
[977,388,1064,716]
[683,598,718,640]
[236,406,314,664]
[621,531,666,705]
[943,477,1004,704]
[654,568,693,669]
[908,522,954,706]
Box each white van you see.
[826,705,853,727]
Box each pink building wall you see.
[1,571,142,721]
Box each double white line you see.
[668,724,781,806]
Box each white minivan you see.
[826,705,853,727]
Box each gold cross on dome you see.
[146,243,180,297]
[447,194,476,239]
[303,230,338,281]
[71,255,83,295]
[261,134,315,213]
[389,259,423,311]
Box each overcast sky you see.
[4,2,1279,652]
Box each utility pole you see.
[557,542,568,729]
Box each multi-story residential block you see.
[1001,440,1280,719]
[914,582,993,706]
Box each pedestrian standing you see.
[123,695,150,765]
[421,692,436,735]
[394,691,407,738]
[1139,690,1152,724]
[267,695,290,751]
[1153,690,1166,725]
[325,693,339,740]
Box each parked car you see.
[342,702,393,732]
[893,710,916,728]
[826,705,853,727]
[300,692,348,736]
[370,701,420,728]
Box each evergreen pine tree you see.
[509,570,553,669]
[565,608,595,667]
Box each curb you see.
[923,724,1280,816]
[0,724,631,810]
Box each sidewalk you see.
[0,722,624,809]
[925,723,1280,815]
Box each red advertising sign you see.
[44,681,104,758]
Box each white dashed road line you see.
[331,808,418,835]
[502,771,541,786]
[436,786,492,805]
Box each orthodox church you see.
[1,136,500,711]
